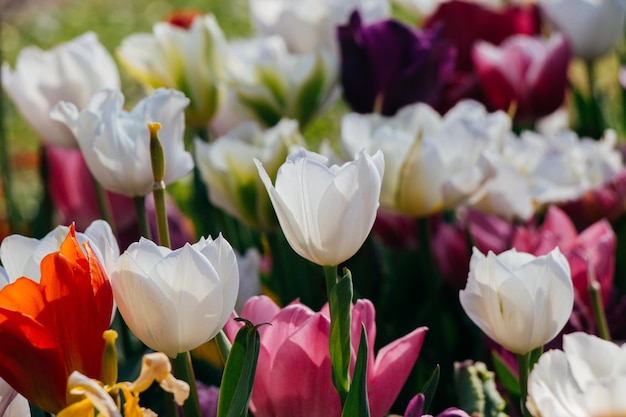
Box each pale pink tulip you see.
[226,296,427,417]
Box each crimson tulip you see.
[226,296,427,417]
[0,225,113,413]
[472,33,571,124]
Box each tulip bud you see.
[460,247,574,354]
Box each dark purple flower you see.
[403,393,471,417]
[337,11,456,116]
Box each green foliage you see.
[341,324,371,417]
[454,360,508,417]
[328,267,354,404]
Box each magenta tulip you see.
[472,33,571,124]
[226,296,427,417]
[512,205,616,314]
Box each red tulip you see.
[0,225,113,413]
[226,296,427,417]
[472,33,571,124]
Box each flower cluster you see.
[3,0,626,416]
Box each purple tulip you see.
[403,393,471,417]
[337,11,456,116]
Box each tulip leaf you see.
[237,92,282,127]
[217,318,264,417]
[329,267,354,404]
[419,364,440,414]
[341,324,371,417]
[491,350,520,397]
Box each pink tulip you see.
[432,210,516,289]
[226,296,427,417]
[512,205,616,311]
[472,33,570,124]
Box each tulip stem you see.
[133,196,151,239]
[516,352,532,417]
[324,265,339,300]
[91,173,116,235]
[585,59,604,138]
[172,351,201,417]
[589,280,611,340]
[153,181,171,248]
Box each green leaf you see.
[491,350,520,397]
[341,324,371,417]
[217,318,264,417]
[419,364,440,415]
[329,268,354,404]
[293,53,327,127]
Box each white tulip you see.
[51,88,194,197]
[0,220,119,284]
[0,378,30,417]
[539,0,626,60]
[1,32,120,148]
[111,235,239,358]
[256,148,384,266]
[225,36,339,128]
[528,332,626,417]
[117,15,228,127]
[195,119,304,230]
[250,0,389,54]
[459,247,574,354]
[341,100,510,217]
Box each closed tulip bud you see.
[539,0,626,60]
[195,119,304,231]
[256,149,384,266]
[460,247,574,354]
[111,235,239,358]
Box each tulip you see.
[432,209,516,289]
[45,145,137,234]
[341,100,510,217]
[225,36,339,128]
[527,332,626,417]
[512,205,616,324]
[0,220,119,283]
[0,377,29,417]
[459,247,574,354]
[390,393,470,417]
[250,0,389,54]
[422,0,541,109]
[1,32,120,147]
[337,11,456,115]
[472,33,571,124]
[117,14,228,127]
[539,0,626,61]
[51,88,194,197]
[256,148,384,266]
[195,119,304,231]
[225,296,427,417]
[0,225,114,413]
[111,235,239,358]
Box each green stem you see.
[91,173,116,235]
[153,182,171,248]
[517,352,532,417]
[590,280,611,340]
[172,352,201,417]
[133,196,150,239]
[0,81,21,234]
[324,265,339,303]
[585,59,604,138]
